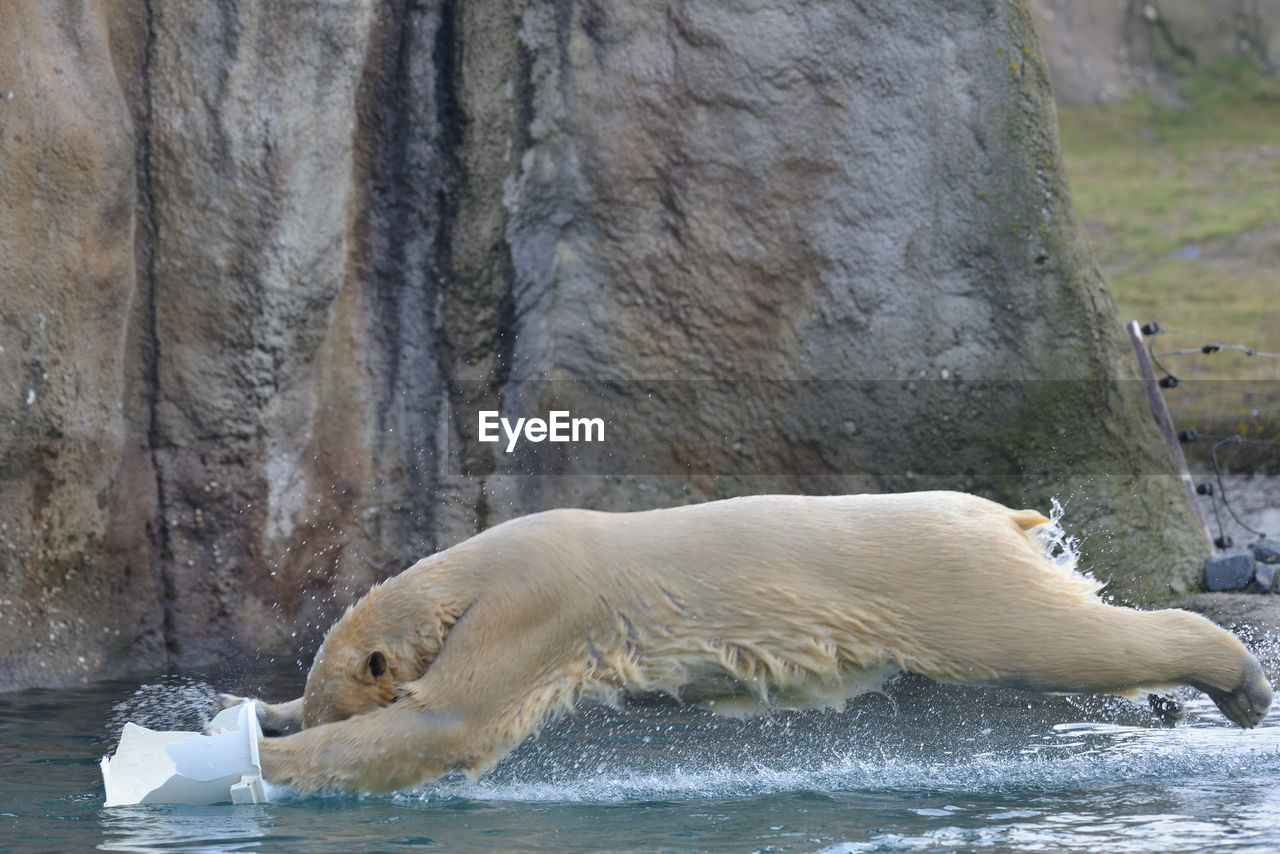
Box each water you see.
[4,666,1280,853]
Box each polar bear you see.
[228,492,1270,794]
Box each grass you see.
[1056,61,1280,419]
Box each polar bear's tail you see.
[1012,509,1053,531]
[1015,498,1098,597]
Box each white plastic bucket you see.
[101,700,267,806]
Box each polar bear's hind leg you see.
[986,604,1271,728]
[1201,654,1270,728]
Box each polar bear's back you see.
[507,491,1055,592]
[417,491,1105,696]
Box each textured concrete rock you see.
[1031,0,1280,105]
[0,0,1211,689]
[473,0,1208,601]
[0,2,163,688]
[142,2,464,667]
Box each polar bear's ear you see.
[361,650,389,684]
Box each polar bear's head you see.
[299,589,417,729]
[297,576,457,729]
[301,651,397,729]
[301,631,401,729]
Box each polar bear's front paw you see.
[206,693,260,732]
[243,695,307,736]
[209,693,304,736]
[214,692,249,712]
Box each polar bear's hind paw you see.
[1208,662,1271,729]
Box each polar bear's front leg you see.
[258,595,586,794]
[256,667,569,795]
[257,702,475,794]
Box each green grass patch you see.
[1057,61,1280,418]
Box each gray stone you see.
[1255,563,1278,594]
[1203,549,1258,592]
[1253,538,1280,565]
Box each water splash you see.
[393,724,1280,805]
[1026,496,1104,602]
[1033,497,1082,571]
[359,689,1280,806]
[105,676,220,747]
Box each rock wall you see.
[0,2,162,687]
[0,0,1207,691]
[1031,0,1280,105]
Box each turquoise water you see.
[4,668,1280,853]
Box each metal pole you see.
[1126,320,1213,548]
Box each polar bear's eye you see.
[367,651,388,679]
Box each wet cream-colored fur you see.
[235,492,1270,794]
